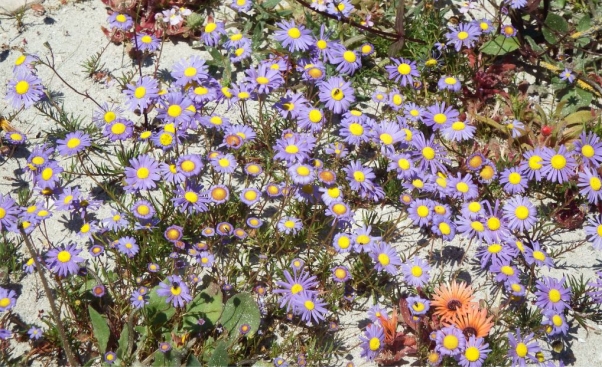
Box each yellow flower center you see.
[0,208,5,220]
[141,35,152,44]
[32,156,45,165]
[287,28,301,39]
[137,167,150,179]
[57,250,71,263]
[332,203,347,215]
[465,346,480,362]
[180,160,195,172]
[291,283,303,294]
[411,266,422,277]
[205,23,217,33]
[167,105,182,117]
[308,109,322,123]
[136,205,150,216]
[412,179,424,188]
[422,147,435,160]
[549,289,561,303]
[111,123,126,135]
[316,39,327,49]
[256,76,269,85]
[41,167,53,181]
[529,155,543,170]
[397,63,411,75]
[356,234,370,245]
[334,268,347,279]
[508,172,521,184]
[413,302,425,312]
[443,335,459,350]
[590,177,602,191]
[398,159,410,170]
[552,315,563,326]
[338,235,350,249]
[354,171,365,182]
[487,217,501,230]
[80,223,90,233]
[369,337,381,351]
[184,67,197,77]
[349,123,363,136]
[471,221,484,232]
[159,133,173,146]
[378,253,390,266]
[468,155,483,168]
[64,137,81,149]
[343,51,356,63]
[133,86,146,99]
[392,94,402,105]
[550,155,566,169]
[515,206,529,220]
[15,81,29,95]
[304,300,315,310]
[456,182,469,193]
[171,286,182,295]
[15,54,26,65]
[515,343,528,358]
[533,251,546,261]
[433,113,447,124]
[284,220,295,229]
[452,121,465,131]
[331,88,344,101]
[457,31,469,40]
[445,77,457,85]
[582,144,595,158]
[416,205,429,217]
[488,244,502,253]
[185,192,198,203]
[468,201,481,212]
[439,222,451,235]
[501,265,514,275]
[380,133,393,145]
[116,14,127,23]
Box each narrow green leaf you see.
[116,326,129,359]
[262,0,281,8]
[480,36,520,55]
[88,306,110,354]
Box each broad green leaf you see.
[182,283,223,333]
[480,36,520,55]
[220,293,261,340]
[262,0,281,8]
[186,354,202,367]
[564,110,595,125]
[252,362,273,367]
[560,88,593,115]
[208,341,229,367]
[88,306,110,354]
[543,13,568,44]
[577,14,592,32]
[147,286,176,327]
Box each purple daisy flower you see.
[171,56,209,87]
[507,330,540,366]
[45,244,84,277]
[422,102,459,131]
[230,39,252,62]
[56,131,91,156]
[210,153,238,174]
[6,71,44,109]
[134,33,160,52]
[449,173,479,200]
[108,12,133,30]
[369,242,402,275]
[344,160,376,193]
[586,215,602,250]
[130,289,148,309]
[4,131,27,145]
[156,92,195,128]
[534,277,571,313]
[274,268,318,311]
[273,135,314,163]
[173,184,211,214]
[401,257,431,287]
[411,132,449,174]
[288,163,316,185]
[441,119,475,141]
[247,64,284,94]
[501,24,517,37]
[519,148,545,181]
[273,20,312,52]
[200,21,225,47]
[13,53,37,74]
[385,58,419,87]
[372,121,405,153]
[446,23,481,51]
[27,326,43,340]
[541,146,577,183]
[505,120,525,138]
[240,188,261,206]
[176,154,203,178]
[339,116,370,146]
[124,76,159,111]
[318,76,355,114]
[574,132,602,168]
[157,275,192,308]
[406,296,430,316]
[293,292,328,324]
[436,326,466,356]
[432,216,457,241]
[542,309,569,337]
[103,118,133,141]
[458,336,491,367]
[578,167,602,204]
[503,196,536,232]
[34,161,63,190]
[500,167,528,194]
[131,199,155,219]
[359,324,384,361]
[438,76,461,92]
[523,241,554,268]
[277,216,302,235]
[124,155,161,192]
[0,287,17,312]
[116,236,139,258]
[331,265,351,283]
[331,48,362,75]
[408,198,434,227]
[0,194,20,232]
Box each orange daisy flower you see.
[431,281,476,321]
[448,306,494,338]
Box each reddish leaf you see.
[398,298,418,331]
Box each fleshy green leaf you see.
[480,36,520,55]
[88,306,110,354]
[543,13,569,44]
[147,286,176,327]
[208,341,229,367]
[220,293,261,340]
[116,326,129,359]
[182,282,223,333]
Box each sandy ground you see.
[1,0,602,366]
